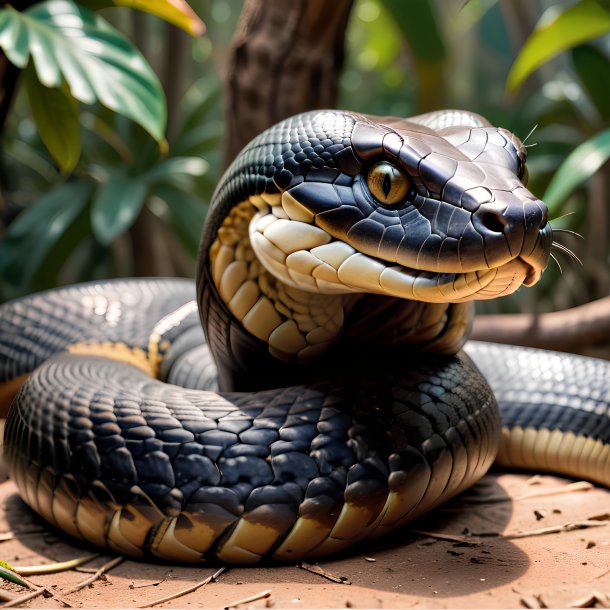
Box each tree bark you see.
[162,23,191,141]
[0,52,19,220]
[471,296,610,354]
[222,0,354,167]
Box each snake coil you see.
[0,109,608,563]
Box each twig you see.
[224,589,272,609]
[0,591,17,603]
[470,294,610,351]
[504,520,610,540]
[64,556,125,595]
[1,587,48,608]
[519,593,548,609]
[411,530,480,544]
[454,481,595,505]
[515,481,594,500]
[138,566,225,608]
[130,571,172,589]
[411,518,609,545]
[1,572,73,608]
[298,562,351,584]
[569,591,610,608]
[14,554,99,575]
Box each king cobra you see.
[1,110,609,564]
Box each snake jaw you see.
[250,205,543,304]
[256,182,551,304]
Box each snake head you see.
[243,110,552,304]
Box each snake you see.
[0,109,609,564]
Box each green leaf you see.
[543,128,610,212]
[0,565,31,589]
[380,0,446,61]
[24,67,81,172]
[153,184,206,256]
[379,0,446,110]
[171,122,220,157]
[79,0,204,36]
[0,0,166,141]
[507,0,610,92]
[91,175,148,245]
[0,180,93,288]
[142,156,209,189]
[571,44,610,122]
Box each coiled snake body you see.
[1,110,609,563]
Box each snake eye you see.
[367,161,410,206]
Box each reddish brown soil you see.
[0,470,607,609]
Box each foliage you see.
[544,129,610,212]
[0,0,204,169]
[0,0,225,301]
[506,0,610,92]
[1,75,221,299]
[2,0,609,319]
[79,0,204,35]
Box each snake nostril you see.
[480,211,506,234]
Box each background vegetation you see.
[1,0,609,333]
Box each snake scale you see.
[0,109,609,564]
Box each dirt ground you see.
[0,467,607,610]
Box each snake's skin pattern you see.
[1,110,608,563]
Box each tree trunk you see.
[0,52,19,222]
[162,23,191,141]
[222,0,354,167]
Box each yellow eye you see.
[367,161,410,205]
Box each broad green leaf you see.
[5,138,59,183]
[507,0,610,92]
[0,181,93,288]
[0,0,166,141]
[171,122,221,157]
[79,0,204,36]
[380,0,446,61]
[543,128,610,212]
[91,175,148,245]
[24,68,81,172]
[153,184,206,256]
[571,44,610,122]
[142,156,209,189]
[177,77,222,140]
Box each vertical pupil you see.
[382,172,392,198]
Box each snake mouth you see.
[249,209,542,304]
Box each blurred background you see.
[1,0,609,352]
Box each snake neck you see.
[201,195,472,391]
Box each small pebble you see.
[534,509,546,521]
